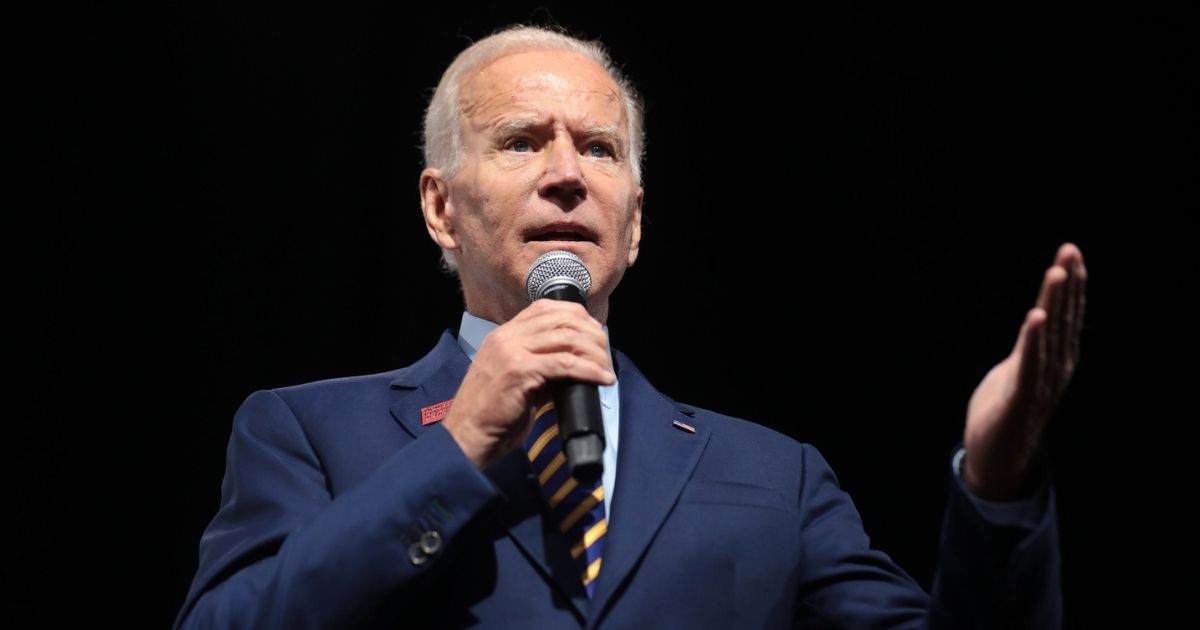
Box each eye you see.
[586,143,614,158]
[507,138,534,153]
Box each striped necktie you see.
[525,402,607,597]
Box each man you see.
[176,25,1086,629]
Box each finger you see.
[523,297,591,316]
[532,352,617,386]
[1032,265,1065,398]
[522,330,614,373]
[1070,252,1087,367]
[1052,243,1086,380]
[1060,251,1085,378]
[506,301,609,345]
[1054,243,1084,341]
[503,303,612,372]
[517,319,611,366]
[1061,268,1077,376]
[515,300,607,340]
[1014,307,1048,409]
[1048,266,1068,395]
[1034,260,1054,313]
[1054,242,1082,269]
[1035,262,1066,315]
[514,310,606,344]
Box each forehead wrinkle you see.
[462,65,622,111]
[459,84,512,121]
[457,52,629,145]
[468,86,621,118]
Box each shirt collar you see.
[456,311,496,361]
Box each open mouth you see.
[530,231,590,241]
[526,223,597,243]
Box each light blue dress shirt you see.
[456,311,1040,527]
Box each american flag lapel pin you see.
[672,419,695,433]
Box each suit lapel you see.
[587,350,710,627]
[388,330,589,619]
[388,331,471,440]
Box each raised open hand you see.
[963,243,1087,500]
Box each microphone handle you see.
[540,282,605,483]
[555,381,604,483]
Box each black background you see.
[29,2,1192,627]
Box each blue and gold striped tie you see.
[525,402,607,597]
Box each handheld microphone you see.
[525,251,605,483]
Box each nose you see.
[538,136,587,207]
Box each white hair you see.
[422,25,646,272]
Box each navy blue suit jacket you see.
[176,331,1062,628]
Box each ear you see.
[420,168,459,251]
[626,186,643,267]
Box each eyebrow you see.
[580,125,623,145]
[492,119,626,154]
[492,119,543,137]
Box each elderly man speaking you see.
[176,25,1085,629]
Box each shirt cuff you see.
[952,446,1047,528]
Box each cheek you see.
[603,192,640,243]
[455,188,508,234]
[468,177,534,229]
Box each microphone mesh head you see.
[526,250,592,301]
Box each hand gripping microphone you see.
[525,250,605,483]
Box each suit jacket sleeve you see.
[793,445,1062,629]
[174,390,499,629]
[928,458,1062,628]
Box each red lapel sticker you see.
[421,400,453,425]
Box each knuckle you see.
[556,353,578,371]
[488,327,510,345]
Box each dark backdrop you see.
[30,2,1192,627]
